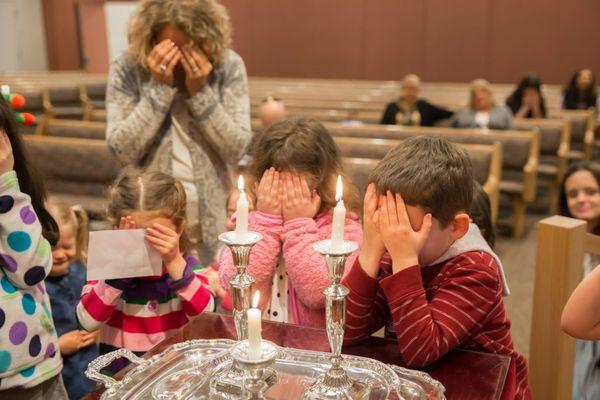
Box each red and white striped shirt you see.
[343,251,532,400]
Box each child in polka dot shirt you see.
[0,97,67,397]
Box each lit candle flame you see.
[252,291,260,308]
[335,175,343,202]
[237,175,245,192]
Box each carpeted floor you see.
[495,212,548,359]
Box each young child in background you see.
[0,96,66,397]
[219,118,363,328]
[45,201,98,400]
[343,136,531,399]
[470,180,496,248]
[77,169,214,375]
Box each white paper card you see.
[87,229,162,280]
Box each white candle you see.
[236,175,249,237]
[330,175,346,251]
[247,291,262,360]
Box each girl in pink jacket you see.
[219,118,363,328]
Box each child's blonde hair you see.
[107,168,190,251]
[46,201,89,263]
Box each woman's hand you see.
[256,168,282,216]
[146,223,186,279]
[281,172,321,221]
[146,39,182,87]
[58,330,84,356]
[0,130,14,175]
[180,44,213,96]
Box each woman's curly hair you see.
[127,0,232,68]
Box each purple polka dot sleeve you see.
[0,171,53,289]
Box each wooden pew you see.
[42,85,86,120]
[549,109,596,160]
[334,136,502,223]
[39,119,106,140]
[23,135,119,216]
[529,216,600,400]
[342,157,379,199]
[324,123,539,237]
[513,118,570,213]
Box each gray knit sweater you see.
[106,49,251,263]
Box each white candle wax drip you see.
[236,175,249,237]
[247,291,262,360]
[330,175,346,252]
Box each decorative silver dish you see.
[86,339,445,400]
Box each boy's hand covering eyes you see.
[377,191,432,273]
[358,183,386,278]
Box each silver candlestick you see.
[302,239,367,400]
[218,231,262,340]
[230,340,279,399]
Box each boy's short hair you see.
[369,136,473,226]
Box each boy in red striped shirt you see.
[342,136,532,399]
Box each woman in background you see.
[451,79,513,130]
[380,74,453,127]
[563,69,597,110]
[506,73,547,119]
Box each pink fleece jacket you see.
[219,210,363,328]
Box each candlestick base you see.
[231,340,279,400]
[301,239,361,400]
[219,231,263,341]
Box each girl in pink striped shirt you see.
[77,169,214,375]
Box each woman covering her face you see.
[105,0,252,264]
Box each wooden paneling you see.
[43,1,600,84]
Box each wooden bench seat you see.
[23,135,119,216]
[324,123,539,237]
[334,136,502,223]
[40,119,106,140]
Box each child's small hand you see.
[378,191,432,273]
[80,330,100,348]
[282,172,321,221]
[358,183,386,278]
[256,167,282,216]
[146,223,186,279]
[58,330,84,356]
[0,130,14,175]
[202,266,226,298]
[117,216,137,230]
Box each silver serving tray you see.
[86,339,445,400]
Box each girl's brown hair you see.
[248,118,360,214]
[128,0,232,69]
[47,201,89,263]
[107,168,190,251]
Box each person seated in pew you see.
[505,73,547,119]
[451,79,513,130]
[342,136,531,399]
[559,162,600,400]
[563,68,597,110]
[470,180,496,248]
[259,97,287,129]
[380,74,453,127]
